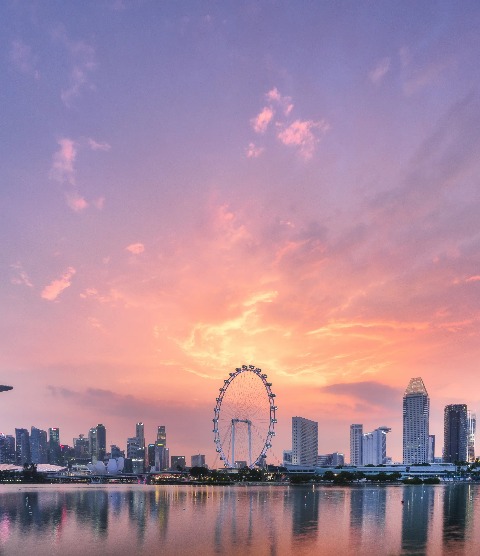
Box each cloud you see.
[66,192,88,212]
[251,106,274,133]
[277,119,330,159]
[10,262,33,288]
[246,142,264,158]
[53,26,96,107]
[369,57,391,84]
[126,243,145,255]
[50,138,77,185]
[466,275,480,283]
[41,267,76,301]
[88,138,111,151]
[266,87,293,115]
[321,381,402,409]
[10,40,39,79]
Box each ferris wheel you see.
[213,365,277,468]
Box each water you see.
[0,483,478,555]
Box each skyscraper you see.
[30,427,48,464]
[48,427,60,465]
[292,416,318,466]
[155,425,168,471]
[468,411,476,463]
[403,377,430,464]
[444,404,468,463]
[96,424,106,462]
[15,428,30,465]
[350,424,363,466]
[136,422,145,450]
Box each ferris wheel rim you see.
[212,364,277,469]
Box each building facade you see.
[30,427,48,464]
[292,416,318,466]
[15,428,30,465]
[444,404,468,463]
[362,427,391,466]
[350,424,363,466]
[191,454,206,468]
[468,411,476,463]
[403,377,430,464]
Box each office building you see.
[403,377,430,464]
[88,428,97,461]
[428,434,435,463]
[317,452,345,466]
[350,424,363,466]
[30,427,48,464]
[362,427,391,466]
[171,455,186,470]
[468,411,476,462]
[283,450,293,466]
[48,427,61,465]
[136,422,145,450]
[0,434,15,464]
[96,424,106,462]
[191,454,206,468]
[292,416,318,466]
[15,428,30,465]
[444,404,468,463]
[154,425,168,471]
[74,434,90,462]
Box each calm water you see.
[0,483,478,555]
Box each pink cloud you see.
[251,106,274,133]
[66,192,88,212]
[466,275,480,283]
[126,243,145,255]
[10,262,33,288]
[88,138,111,151]
[246,142,264,158]
[50,138,77,185]
[369,57,391,84]
[277,119,330,159]
[41,267,76,301]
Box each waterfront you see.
[0,483,478,555]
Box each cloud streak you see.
[41,267,76,301]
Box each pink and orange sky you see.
[2,1,480,465]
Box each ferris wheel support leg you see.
[231,419,235,467]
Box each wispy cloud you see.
[10,262,33,288]
[66,192,88,212]
[126,243,145,255]
[10,39,39,79]
[251,106,274,133]
[277,119,330,159]
[246,142,264,158]
[52,26,96,107]
[88,138,111,151]
[41,267,76,301]
[248,87,329,158]
[50,138,77,185]
[369,57,390,84]
[321,381,402,409]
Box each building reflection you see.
[401,485,434,553]
[290,486,319,539]
[443,484,472,547]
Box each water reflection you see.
[0,484,479,555]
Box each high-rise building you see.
[15,428,30,465]
[283,450,292,466]
[155,425,168,471]
[468,411,476,463]
[147,443,155,469]
[350,424,363,466]
[362,427,391,465]
[191,454,206,468]
[110,445,123,459]
[95,424,106,462]
[444,404,468,463]
[30,427,48,464]
[127,437,142,459]
[88,428,97,460]
[292,416,318,466]
[48,427,61,465]
[74,434,90,462]
[136,422,145,450]
[403,377,430,464]
[0,434,15,463]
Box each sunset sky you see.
[2,1,480,465]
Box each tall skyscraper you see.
[155,425,168,471]
[30,427,48,464]
[48,427,60,465]
[0,434,15,464]
[403,377,430,464]
[362,426,391,465]
[468,411,476,463]
[88,427,97,461]
[292,416,318,466]
[136,422,145,450]
[74,434,90,461]
[444,404,468,463]
[15,428,30,465]
[350,424,363,466]
[95,424,106,462]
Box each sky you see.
[1,1,480,466]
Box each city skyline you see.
[2,2,480,463]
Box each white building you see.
[403,377,430,464]
[362,427,391,465]
[350,424,363,466]
[292,416,318,466]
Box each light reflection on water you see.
[0,483,478,555]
